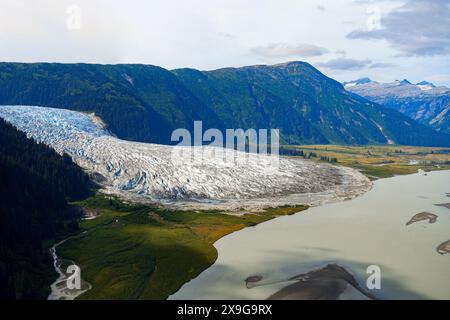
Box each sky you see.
[1,0,449,86]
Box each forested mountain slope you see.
[174,62,450,146]
[0,62,449,146]
[0,118,92,299]
[0,63,222,144]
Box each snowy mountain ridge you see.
[344,78,450,98]
[344,78,450,134]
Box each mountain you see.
[173,62,450,146]
[0,63,223,144]
[416,81,436,91]
[0,118,92,299]
[342,77,372,87]
[0,62,449,146]
[344,78,450,134]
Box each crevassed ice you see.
[0,105,371,208]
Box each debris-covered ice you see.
[0,105,371,209]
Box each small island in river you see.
[435,203,450,210]
[245,275,264,289]
[406,212,438,226]
[267,264,374,300]
[437,241,450,255]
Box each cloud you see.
[347,0,450,56]
[316,5,326,12]
[316,58,372,70]
[251,43,329,58]
[369,62,394,68]
[316,58,393,70]
[218,32,235,39]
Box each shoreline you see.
[50,168,446,300]
[167,168,379,300]
[170,169,450,300]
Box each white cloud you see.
[315,58,391,70]
[251,43,329,58]
[0,0,448,86]
[348,0,450,56]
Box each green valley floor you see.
[55,144,450,299]
[58,196,306,299]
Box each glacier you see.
[0,105,371,210]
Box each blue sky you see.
[1,0,449,86]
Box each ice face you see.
[0,105,371,209]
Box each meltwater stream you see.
[171,170,450,300]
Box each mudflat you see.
[406,212,438,226]
[435,203,450,210]
[437,241,450,255]
[267,264,373,300]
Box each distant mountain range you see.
[0,62,449,147]
[344,78,450,134]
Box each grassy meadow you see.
[58,196,307,299]
[284,145,450,179]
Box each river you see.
[48,234,91,300]
[170,170,450,300]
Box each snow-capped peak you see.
[394,79,411,86]
[343,77,372,88]
[416,81,436,91]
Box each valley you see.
[282,144,450,179]
[1,62,449,147]
[56,163,450,300]
[44,135,450,300]
[54,195,307,299]
[1,104,449,300]
[2,0,449,306]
